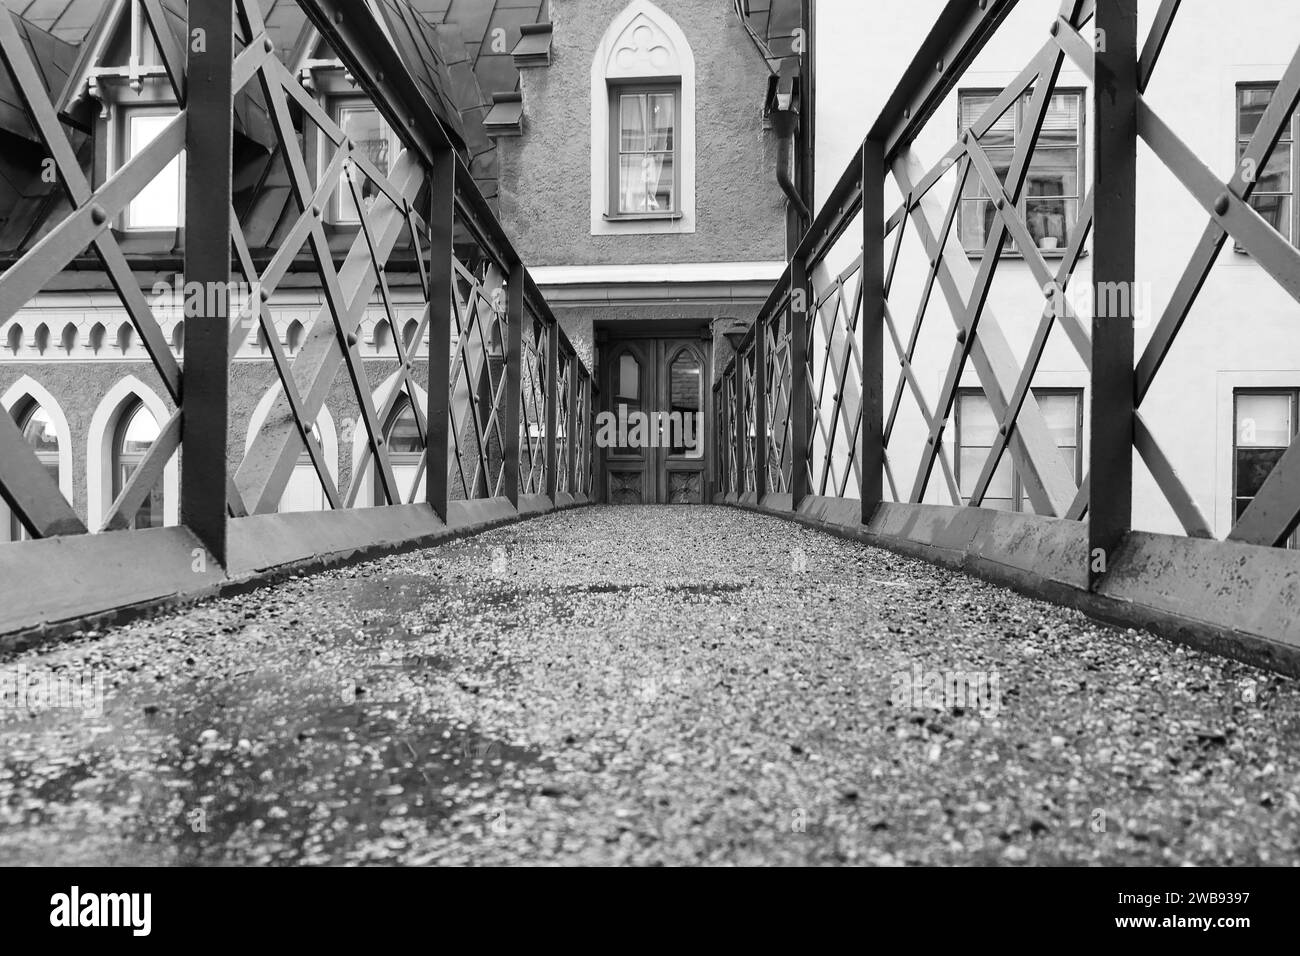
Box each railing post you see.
[425,148,454,521]
[734,363,746,498]
[181,0,234,565]
[754,315,768,503]
[567,350,579,496]
[789,255,810,508]
[545,316,559,501]
[502,261,525,508]
[1089,0,1138,587]
[860,137,885,521]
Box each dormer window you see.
[120,106,184,230]
[330,100,400,224]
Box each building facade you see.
[812,0,1300,543]
[0,0,800,537]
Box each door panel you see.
[600,336,709,503]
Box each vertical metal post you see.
[502,261,525,508]
[860,138,885,521]
[425,148,454,521]
[754,316,768,503]
[545,316,559,501]
[1089,0,1138,587]
[181,0,234,564]
[789,256,810,508]
[734,362,746,498]
[567,350,579,496]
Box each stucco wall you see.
[497,0,786,266]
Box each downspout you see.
[772,102,810,223]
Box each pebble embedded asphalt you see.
[1,505,1298,866]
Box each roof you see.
[0,0,536,264]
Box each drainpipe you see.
[772,96,811,224]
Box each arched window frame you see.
[590,0,696,237]
[1,378,73,543]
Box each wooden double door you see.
[599,336,710,504]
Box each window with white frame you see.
[1233,388,1298,547]
[958,90,1084,255]
[591,1,695,234]
[1236,84,1298,247]
[611,85,680,216]
[954,388,1082,512]
[328,101,400,225]
[120,107,184,230]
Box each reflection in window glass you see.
[336,105,395,223]
[124,112,184,229]
[1234,391,1297,544]
[668,351,703,457]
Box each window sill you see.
[965,247,1088,261]
[603,211,683,222]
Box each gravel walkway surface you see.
[1,505,1298,866]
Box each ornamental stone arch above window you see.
[590,0,696,237]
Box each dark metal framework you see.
[714,0,1300,668]
[0,0,591,634]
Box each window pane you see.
[965,95,1015,148]
[1237,142,1291,193]
[126,113,183,229]
[618,353,640,400]
[337,106,392,222]
[961,199,997,250]
[1248,194,1292,240]
[1038,393,1080,448]
[1237,393,1293,446]
[1238,87,1292,140]
[958,394,998,445]
[1038,94,1081,146]
[648,93,674,151]
[959,446,1012,500]
[1025,198,1077,249]
[1236,447,1287,498]
[619,94,647,152]
[121,403,160,457]
[385,403,423,454]
[963,148,1013,198]
[669,352,703,457]
[619,154,673,213]
[19,406,57,455]
[1027,148,1079,197]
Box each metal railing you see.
[715,0,1300,670]
[0,0,592,635]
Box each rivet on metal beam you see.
[259,287,270,301]
[999,424,1009,436]
[1049,20,1059,36]
[334,12,343,24]
[956,328,967,344]
[90,205,107,226]
[1214,193,1231,216]
[264,37,274,53]
[346,333,358,347]
[312,205,322,219]
[936,59,944,72]
[997,197,1007,210]
[961,130,969,145]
